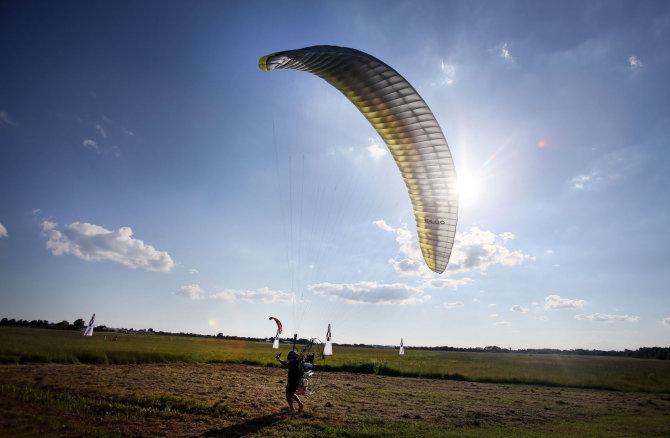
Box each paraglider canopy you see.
[259,45,458,274]
[269,316,282,334]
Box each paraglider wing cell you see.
[259,45,458,274]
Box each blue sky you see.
[1,0,669,350]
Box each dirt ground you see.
[1,362,669,437]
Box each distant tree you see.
[217,333,224,338]
[54,320,70,330]
[72,318,85,330]
[0,318,8,326]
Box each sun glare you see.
[455,171,482,206]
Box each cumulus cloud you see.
[575,313,639,323]
[663,317,670,327]
[366,137,387,159]
[176,284,204,300]
[446,227,534,274]
[0,223,7,239]
[510,305,529,313]
[310,281,429,305]
[443,301,464,309]
[210,287,292,304]
[422,277,475,290]
[628,55,643,71]
[0,110,17,127]
[188,268,199,275]
[373,222,532,280]
[373,220,432,277]
[82,139,101,153]
[544,294,587,310]
[42,221,175,272]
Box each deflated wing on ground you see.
[259,46,458,274]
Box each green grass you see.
[2,327,670,393]
[0,383,250,420]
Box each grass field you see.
[1,327,669,436]
[1,327,669,393]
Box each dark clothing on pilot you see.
[286,358,302,394]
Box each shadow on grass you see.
[199,412,286,437]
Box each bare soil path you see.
[1,363,668,437]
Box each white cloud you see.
[488,303,497,307]
[443,301,464,309]
[545,249,553,255]
[544,294,587,310]
[501,43,514,61]
[446,227,534,274]
[374,222,532,279]
[42,221,175,272]
[373,220,422,260]
[440,60,455,85]
[0,110,17,127]
[373,220,432,277]
[0,223,7,238]
[389,257,433,278]
[495,321,511,326]
[490,313,499,318]
[662,317,670,327]
[82,139,101,153]
[422,277,475,290]
[188,268,199,275]
[366,137,387,159]
[510,305,529,313]
[473,298,480,303]
[628,55,643,71]
[176,284,204,300]
[575,313,639,323]
[310,281,429,305]
[210,287,292,304]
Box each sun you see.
[455,171,482,206]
